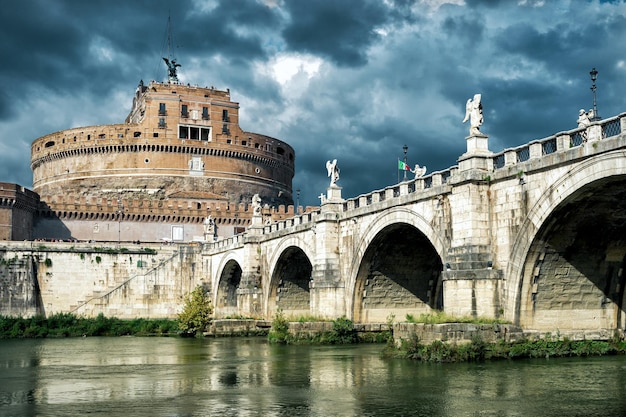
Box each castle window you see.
[87,135,91,140]
[222,124,230,135]
[190,127,199,140]
[255,143,260,149]
[134,131,141,138]
[158,118,166,128]
[179,126,188,139]
[202,107,209,120]
[226,139,231,144]
[241,140,247,146]
[159,103,166,116]
[222,109,229,122]
[45,141,55,148]
[200,127,211,141]
[277,147,285,156]
[99,133,106,139]
[153,132,159,138]
[181,104,189,118]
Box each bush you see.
[268,309,290,344]
[177,286,213,337]
[323,317,357,344]
[0,313,179,338]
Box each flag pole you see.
[397,159,399,183]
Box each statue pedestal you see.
[458,134,492,171]
[250,215,263,227]
[465,133,490,155]
[326,185,342,202]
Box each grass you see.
[405,311,510,325]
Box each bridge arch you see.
[264,235,315,318]
[214,251,244,318]
[507,149,626,331]
[346,207,446,323]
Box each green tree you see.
[177,286,213,336]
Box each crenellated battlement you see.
[29,79,296,241]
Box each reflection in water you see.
[1,337,626,416]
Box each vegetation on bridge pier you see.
[385,333,626,363]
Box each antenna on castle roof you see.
[162,14,181,83]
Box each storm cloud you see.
[1,0,624,206]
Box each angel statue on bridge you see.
[462,93,483,136]
[326,159,340,187]
[412,164,427,178]
[252,194,262,216]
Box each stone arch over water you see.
[347,208,445,323]
[213,251,244,317]
[267,245,313,319]
[508,150,626,332]
[215,259,243,318]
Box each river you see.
[1,337,625,416]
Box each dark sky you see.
[1,0,624,206]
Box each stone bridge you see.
[205,113,626,333]
[3,113,626,335]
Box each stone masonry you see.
[2,113,626,337]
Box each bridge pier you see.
[442,245,503,318]
[234,230,264,318]
[441,133,504,319]
[309,189,346,318]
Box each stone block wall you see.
[0,253,40,317]
[393,322,524,346]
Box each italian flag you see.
[398,160,411,171]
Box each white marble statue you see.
[203,215,215,235]
[577,109,591,129]
[412,164,427,178]
[252,194,262,216]
[326,159,340,187]
[203,215,215,238]
[463,93,483,136]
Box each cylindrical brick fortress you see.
[30,81,296,241]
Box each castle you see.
[1,69,302,243]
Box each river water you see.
[1,337,625,417]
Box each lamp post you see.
[403,144,408,181]
[590,67,600,121]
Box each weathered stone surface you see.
[2,114,626,339]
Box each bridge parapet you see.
[492,113,626,170]
[261,210,318,234]
[341,166,458,213]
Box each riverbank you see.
[3,314,626,365]
[384,333,626,362]
[0,313,179,338]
